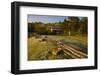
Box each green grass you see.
[47,35,87,45]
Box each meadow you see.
[28,35,87,61]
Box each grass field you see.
[28,35,88,61]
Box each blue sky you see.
[28,15,68,23]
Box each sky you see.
[28,15,68,23]
[27,15,84,23]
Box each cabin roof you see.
[51,26,61,29]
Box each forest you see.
[28,17,88,37]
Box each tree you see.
[79,17,88,35]
[28,23,35,32]
[34,22,46,35]
[67,17,80,36]
[63,19,68,35]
